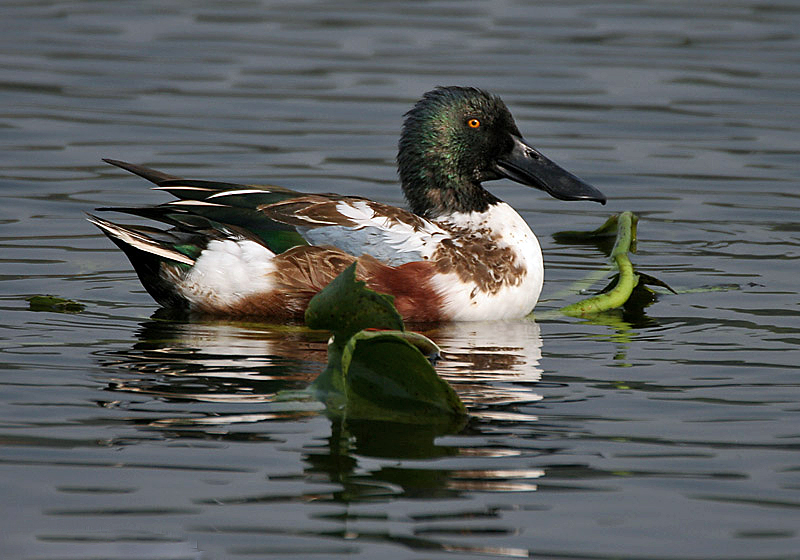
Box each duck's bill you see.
[495,135,606,204]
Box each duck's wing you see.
[258,196,449,265]
[100,160,448,264]
[100,160,316,254]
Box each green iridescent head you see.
[397,86,605,218]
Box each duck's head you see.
[398,86,606,218]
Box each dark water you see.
[2,1,800,558]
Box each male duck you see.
[89,86,605,322]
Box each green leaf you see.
[304,262,404,344]
[26,295,85,313]
[331,330,464,424]
[552,213,623,241]
[306,261,465,425]
[637,272,677,294]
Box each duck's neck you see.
[402,176,501,219]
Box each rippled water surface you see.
[2,1,800,558]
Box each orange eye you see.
[467,118,481,129]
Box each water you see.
[2,1,799,558]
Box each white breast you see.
[431,203,543,320]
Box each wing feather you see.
[99,159,449,266]
[260,197,450,265]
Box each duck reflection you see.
[92,307,651,555]
[98,315,544,446]
[101,317,329,402]
[426,319,544,413]
[97,316,550,527]
[101,316,544,407]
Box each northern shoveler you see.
[89,86,605,322]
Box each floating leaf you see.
[637,272,677,295]
[552,213,624,242]
[313,330,463,425]
[305,262,403,344]
[308,262,465,425]
[342,330,464,423]
[27,295,85,313]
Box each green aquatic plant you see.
[26,295,86,313]
[558,212,674,316]
[306,263,467,426]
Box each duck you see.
[89,86,605,322]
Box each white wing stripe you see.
[207,189,272,199]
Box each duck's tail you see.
[101,158,179,185]
[87,214,193,308]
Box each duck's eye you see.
[467,118,481,129]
